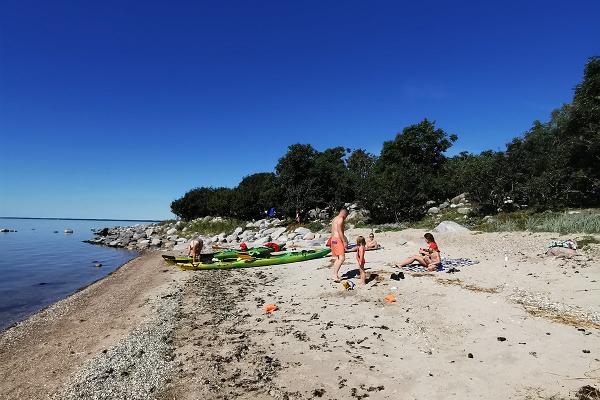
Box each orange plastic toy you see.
[384,294,396,303]
[264,304,278,313]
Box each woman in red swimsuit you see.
[395,233,442,271]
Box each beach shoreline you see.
[1,228,599,399]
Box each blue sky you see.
[1,0,599,220]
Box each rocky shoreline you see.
[85,218,331,253]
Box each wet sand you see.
[1,229,599,399]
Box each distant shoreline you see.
[0,216,162,222]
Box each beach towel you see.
[400,258,479,273]
[548,239,577,250]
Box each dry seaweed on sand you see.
[435,278,501,293]
[510,289,600,330]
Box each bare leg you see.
[396,255,429,268]
[358,264,366,286]
[331,254,345,282]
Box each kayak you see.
[178,248,331,271]
[162,254,215,264]
[162,245,281,264]
[213,246,276,260]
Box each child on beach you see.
[356,236,367,285]
[395,232,442,271]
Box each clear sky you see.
[1,1,599,220]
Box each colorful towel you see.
[400,258,479,273]
[548,239,577,250]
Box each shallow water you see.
[0,218,146,331]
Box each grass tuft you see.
[178,219,245,237]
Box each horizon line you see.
[0,216,163,222]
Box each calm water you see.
[0,218,148,331]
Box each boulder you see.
[302,232,315,240]
[64,229,74,234]
[264,227,277,235]
[137,239,150,248]
[449,204,458,208]
[426,200,436,206]
[233,227,243,235]
[176,237,188,242]
[295,227,311,235]
[457,207,472,215]
[308,209,318,219]
[0,228,9,232]
[150,238,162,246]
[109,240,120,246]
[132,232,145,240]
[145,228,154,237]
[226,234,237,243]
[427,207,440,214]
[166,227,177,235]
[271,227,287,240]
[270,218,283,226]
[252,236,271,246]
[451,193,466,204]
[432,221,470,233]
[287,233,299,240]
[218,232,226,240]
[173,242,188,251]
[439,201,449,209]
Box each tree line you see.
[171,57,600,223]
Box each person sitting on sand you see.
[329,208,348,282]
[366,232,379,250]
[188,237,204,264]
[395,233,442,271]
[356,236,367,286]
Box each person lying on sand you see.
[188,237,204,264]
[395,233,442,271]
[366,232,379,250]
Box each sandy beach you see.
[1,228,599,399]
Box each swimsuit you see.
[330,237,345,256]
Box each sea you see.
[0,218,151,331]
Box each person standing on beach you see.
[188,237,204,264]
[329,208,348,282]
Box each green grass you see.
[576,235,600,249]
[177,219,245,237]
[479,210,600,234]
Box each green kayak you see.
[213,246,279,260]
[178,248,331,271]
[162,245,283,264]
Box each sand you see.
[1,229,598,399]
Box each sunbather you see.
[395,233,441,271]
[366,232,379,250]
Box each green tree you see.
[230,173,279,220]
[369,119,457,222]
[347,149,376,205]
[170,187,213,220]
